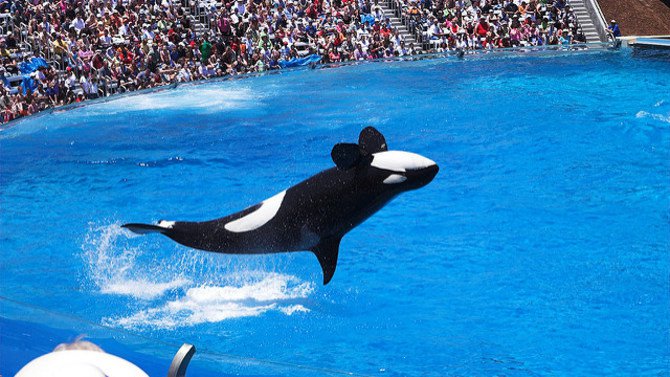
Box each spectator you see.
[607,19,621,38]
[15,337,149,377]
[0,0,581,124]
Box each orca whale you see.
[122,127,438,285]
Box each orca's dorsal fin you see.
[331,143,363,170]
[311,237,341,285]
[359,127,388,154]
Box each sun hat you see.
[15,350,148,377]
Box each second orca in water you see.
[122,127,438,284]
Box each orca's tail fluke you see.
[311,236,342,285]
[121,222,169,235]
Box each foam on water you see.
[1,85,265,139]
[636,111,670,124]
[101,279,190,300]
[635,98,670,125]
[88,86,261,114]
[82,223,191,300]
[105,274,313,329]
[82,224,314,329]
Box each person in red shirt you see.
[117,47,134,65]
[306,3,319,19]
[110,10,122,28]
[380,25,392,39]
[475,17,489,38]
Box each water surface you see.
[1,49,669,376]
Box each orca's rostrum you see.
[122,127,439,285]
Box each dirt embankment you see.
[597,0,670,36]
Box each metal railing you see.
[384,0,426,49]
[168,344,196,377]
[381,1,594,51]
[182,0,220,36]
[579,0,609,42]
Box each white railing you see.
[580,0,609,42]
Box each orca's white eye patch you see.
[383,174,407,184]
[371,151,436,173]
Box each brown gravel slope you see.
[597,0,670,36]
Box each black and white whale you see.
[122,127,438,285]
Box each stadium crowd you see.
[403,0,586,50]
[0,0,583,123]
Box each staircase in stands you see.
[376,2,421,51]
[569,0,604,42]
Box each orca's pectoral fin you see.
[121,223,167,235]
[311,237,342,285]
[331,143,363,170]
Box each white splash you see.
[105,273,313,329]
[86,86,260,114]
[636,111,670,124]
[101,278,190,300]
[280,305,310,315]
[82,223,191,300]
[82,223,314,329]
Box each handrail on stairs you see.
[167,344,196,377]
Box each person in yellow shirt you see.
[0,44,11,60]
[52,34,69,58]
[518,1,528,16]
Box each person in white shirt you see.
[142,24,155,41]
[71,15,86,34]
[176,66,191,82]
[280,41,291,58]
[354,44,366,60]
[34,68,47,83]
[79,74,91,95]
[372,3,383,20]
[391,30,403,46]
[428,19,446,40]
[65,68,78,90]
[356,24,369,40]
[230,9,240,25]
[100,29,113,45]
[118,19,130,37]
[284,1,295,20]
[396,40,409,56]
[89,78,99,98]
[233,0,245,16]
[42,20,51,34]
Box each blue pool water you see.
[1,49,669,376]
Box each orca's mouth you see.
[421,164,439,182]
[405,164,439,188]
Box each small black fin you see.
[121,223,168,235]
[359,127,387,154]
[311,237,341,285]
[331,143,363,170]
